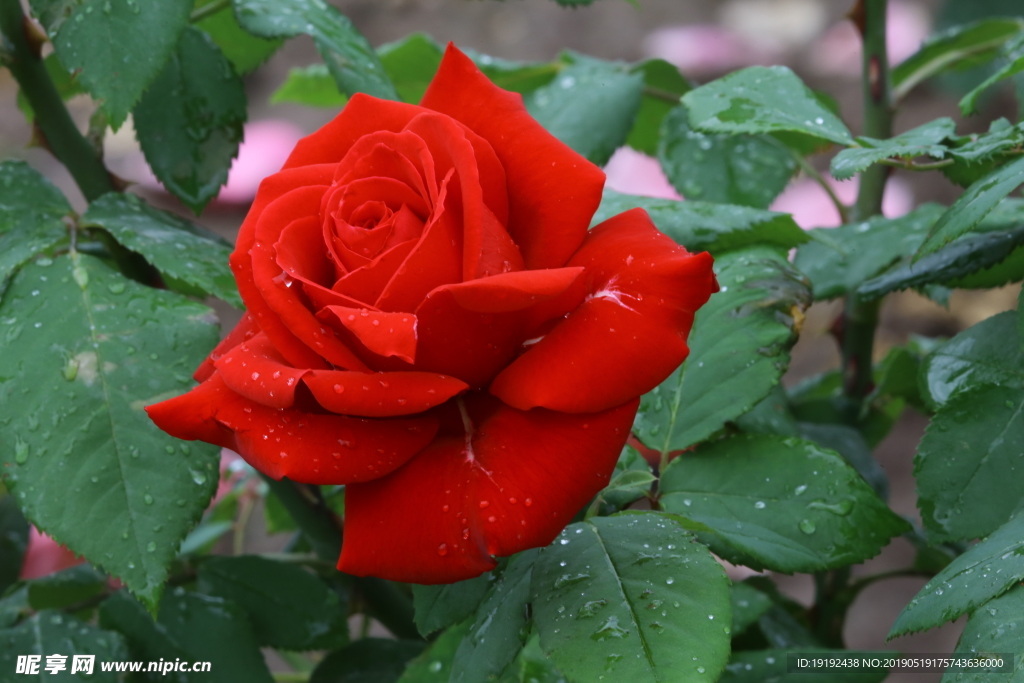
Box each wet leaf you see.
[660,435,910,573]
[830,118,956,181]
[26,564,108,610]
[593,190,807,255]
[729,581,773,636]
[658,105,797,208]
[134,27,247,214]
[311,639,426,683]
[627,59,692,155]
[635,247,810,455]
[682,66,854,147]
[0,254,221,610]
[411,572,492,638]
[890,511,1024,638]
[942,584,1024,682]
[0,611,128,681]
[719,650,887,682]
[397,620,472,683]
[192,0,282,74]
[532,514,731,683]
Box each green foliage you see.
[660,435,910,572]
[532,514,732,683]
[197,555,349,650]
[100,588,275,681]
[890,511,1024,638]
[192,0,282,74]
[593,191,808,255]
[0,611,129,681]
[397,620,472,683]
[43,0,193,129]
[233,0,397,101]
[943,585,1024,683]
[378,33,446,104]
[134,27,247,214]
[0,497,30,596]
[311,639,426,683]
[79,193,241,307]
[682,66,854,147]
[271,64,349,108]
[719,650,887,683]
[658,105,797,208]
[830,119,956,180]
[891,18,1024,99]
[26,564,107,610]
[525,55,644,166]
[411,572,492,637]
[0,253,220,610]
[635,247,810,455]
[450,550,536,683]
[627,59,692,155]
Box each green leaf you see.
[197,555,348,651]
[917,156,1024,258]
[134,27,247,214]
[311,639,426,683]
[465,50,559,94]
[890,510,1024,638]
[730,581,773,636]
[658,105,797,208]
[192,0,282,74]
[451,550,536,683]
[411,573,492,638]
[635,247,810,455]
[26,564,107,610]
[593,190,808,255]
[682,66,854,147]
[532,514,732,683]
[755,607,819,649]
[961,54,1024,115]
[271,64,348,107]
[0,611,129,681]
[916,384,1024,543]
[892,18,1024,100]
[0,159,73,234]
[378,33,444,104]
[0,496,30,596]
[80,193,241,307]
[659,435,910,573]
[0,587,30,629]
[593,445,655,514]
[858,223,1024,300]
[49,0,192,129]
[232,0,397,100]
[794,204,945,300]
[0,253,221,610]
[516,635,567,683]
[799,421,889,500]
[941,119,1024,188]
[942,584,1024,683]
[719,650,887,683]
[525,56,644,166]
[0,225,69,301]
[100,588,275,682]
[830,118,957,181]
[397,620,472,683]
[627,59,692,155]
[16,53,84,123]
[921,311,1024,408]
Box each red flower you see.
[147,45,716,584]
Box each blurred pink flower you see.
[770,175,914,228]
[218,120,305,204]
[603,147,681,200]
[19,528,82,580]
[643,24,780,77]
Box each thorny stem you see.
[0,0,113,202]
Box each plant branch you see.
[876,157,953,171]
[793,152,850,224]
[0,0,113,202]
[189,0,230,23]
[260,475,420,640]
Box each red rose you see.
[147,45,717,584]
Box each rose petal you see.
[146,374,438,485]
[490,208,717,413]
[332,239,418,306]
[318,306,418,363]
[338,393,638,583]
[414,268,585,387]
[215,333,308,409]
[250,185,370,371]
[303,369,468,417]
[232,164,337,370]
[282,95,423,170]
[421,45,605,269]
[375,173,462,313]
[194,312,261,382]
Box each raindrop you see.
[798,519,816,534]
